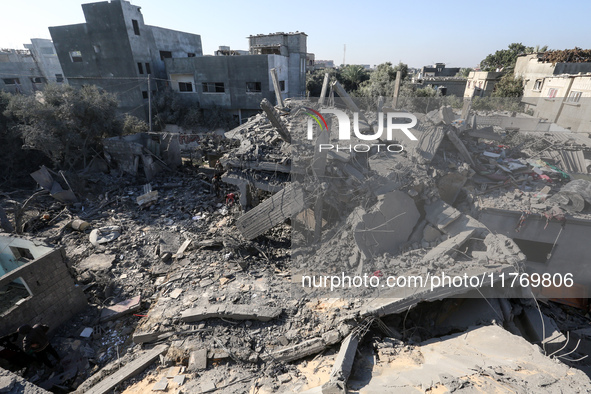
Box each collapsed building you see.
[3,74,591,392]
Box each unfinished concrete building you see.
[49,0,203,120]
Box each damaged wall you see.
[479,208,591,295]
[0,237,87,336]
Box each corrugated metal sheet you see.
[236,183,306,240]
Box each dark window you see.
[0,278,32,316]
[137,62,144,74]
[188,53,196,57]
[69,51,82,62]
[145,63,151,74]
[2,78,20,85]
[55,74,64,83]
[533,79,543,91]
[160,51,172,60]
[132,19,140,35]
[279,80,285,91]
[142,91,148,99]
[202,82,225,93]
[246,82,262,92]
[9,247,33,260]
[30,77,45,84]
[512,238,554,264]
[179,82,193,92]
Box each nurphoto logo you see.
[304,106,418,153]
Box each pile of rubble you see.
[3,85,591,393]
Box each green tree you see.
[306,68,337,97]
[480,43,531,72]
[455,68,473,78]
[7,84,122,169]
[336,64,370,93]
[491,74,524,97]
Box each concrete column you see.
[270,68,284,108]
[392,71,401,109]
[319,73,330,105]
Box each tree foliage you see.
[7,84,123,169]
[491,74,524,98]
[480,43,530,72]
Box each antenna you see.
[343,44,346,66]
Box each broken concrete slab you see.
[152,377,168,391]
[80,344,168,394]
[440,106,455,125]
[321,332,360,394]
[422,229,476,262]
[354,190,420,259]
[30,165,77,203]
[180,304,282,323]
[100,295,141,322]
[188,349,207,372]
[357,325,590,392]
[437,173,467,205]
[415,126,445,163]
[264,329,346,363]
[422,225,442,243]
[446,128,476,167]
[78,253,116,272]
[519,306,566,355]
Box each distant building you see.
[313,59,335,69]
[0,48,45,94]
[49,0,202,120]
[416,77,466,97]
[464,71,504,98]
[515,53,591,108]
[215,46,249,56]
[165,32,307,122]
[520,74,591,132]
[24,39,66,85]
[419,63,460,78]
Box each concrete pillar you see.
[392,70,401,109]
[270,68,284,108]
[260,98,291,143]
[319,73,330,105]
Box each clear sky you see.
[2,0,591,68]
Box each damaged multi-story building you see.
[515,51,591,132]
[49,0,203,120]
[0,39,65,94]
[165,32,308,122]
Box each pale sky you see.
[2,0,591,68]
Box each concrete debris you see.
[4,96,591,394]
[30,165,77,203]
[180,303,282,322]
[100,295,141,322]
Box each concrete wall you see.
[0,237,87,337]
[0,238,54,277]
[479,209,591,291]
[248,33,306,97]
[24,39,65,84]
[150,26,203,79]
[0,49,44,94]
[528,75,591,132]
[166,54,287,112]
[419,78,467,97]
